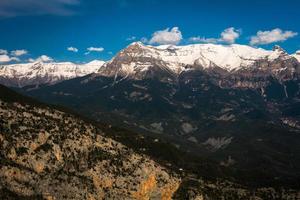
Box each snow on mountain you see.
[0,60,105,87]
[85,60,106,67]
[154,43,278,71]
[292,50,300,62]
[100,42,287,78]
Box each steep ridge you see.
[0,84,181,199]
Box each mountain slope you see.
[0,60,105,87]
[0,84,181,199]
[2,85,300,199]
[25,73,300,186]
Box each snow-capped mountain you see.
[0,60,105,87]
[1,42,299,88]
[98,42,299,80]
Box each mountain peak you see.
[122,41,150,53]
[128,41,145,47]
[272,45,287,53]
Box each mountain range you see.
[1,42,300,197]
[0,60,105,88]
[1,42,300,88]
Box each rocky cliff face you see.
[221,46,300,89]
[0,86,180,199]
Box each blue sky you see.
[0,0,299,63]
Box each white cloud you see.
[39,55,53,62]
[189,27,240,44]
[0,55,10,62]
[250,28,298,45]
[0,49,8,54]
[29,55,53,63]
[220,27,240,44]
[87,47,104,52]
[0,54,19,63]
[149,27,182,45]
[11,49,28,56]
[0,49,24,63]
[67,46,78,52]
